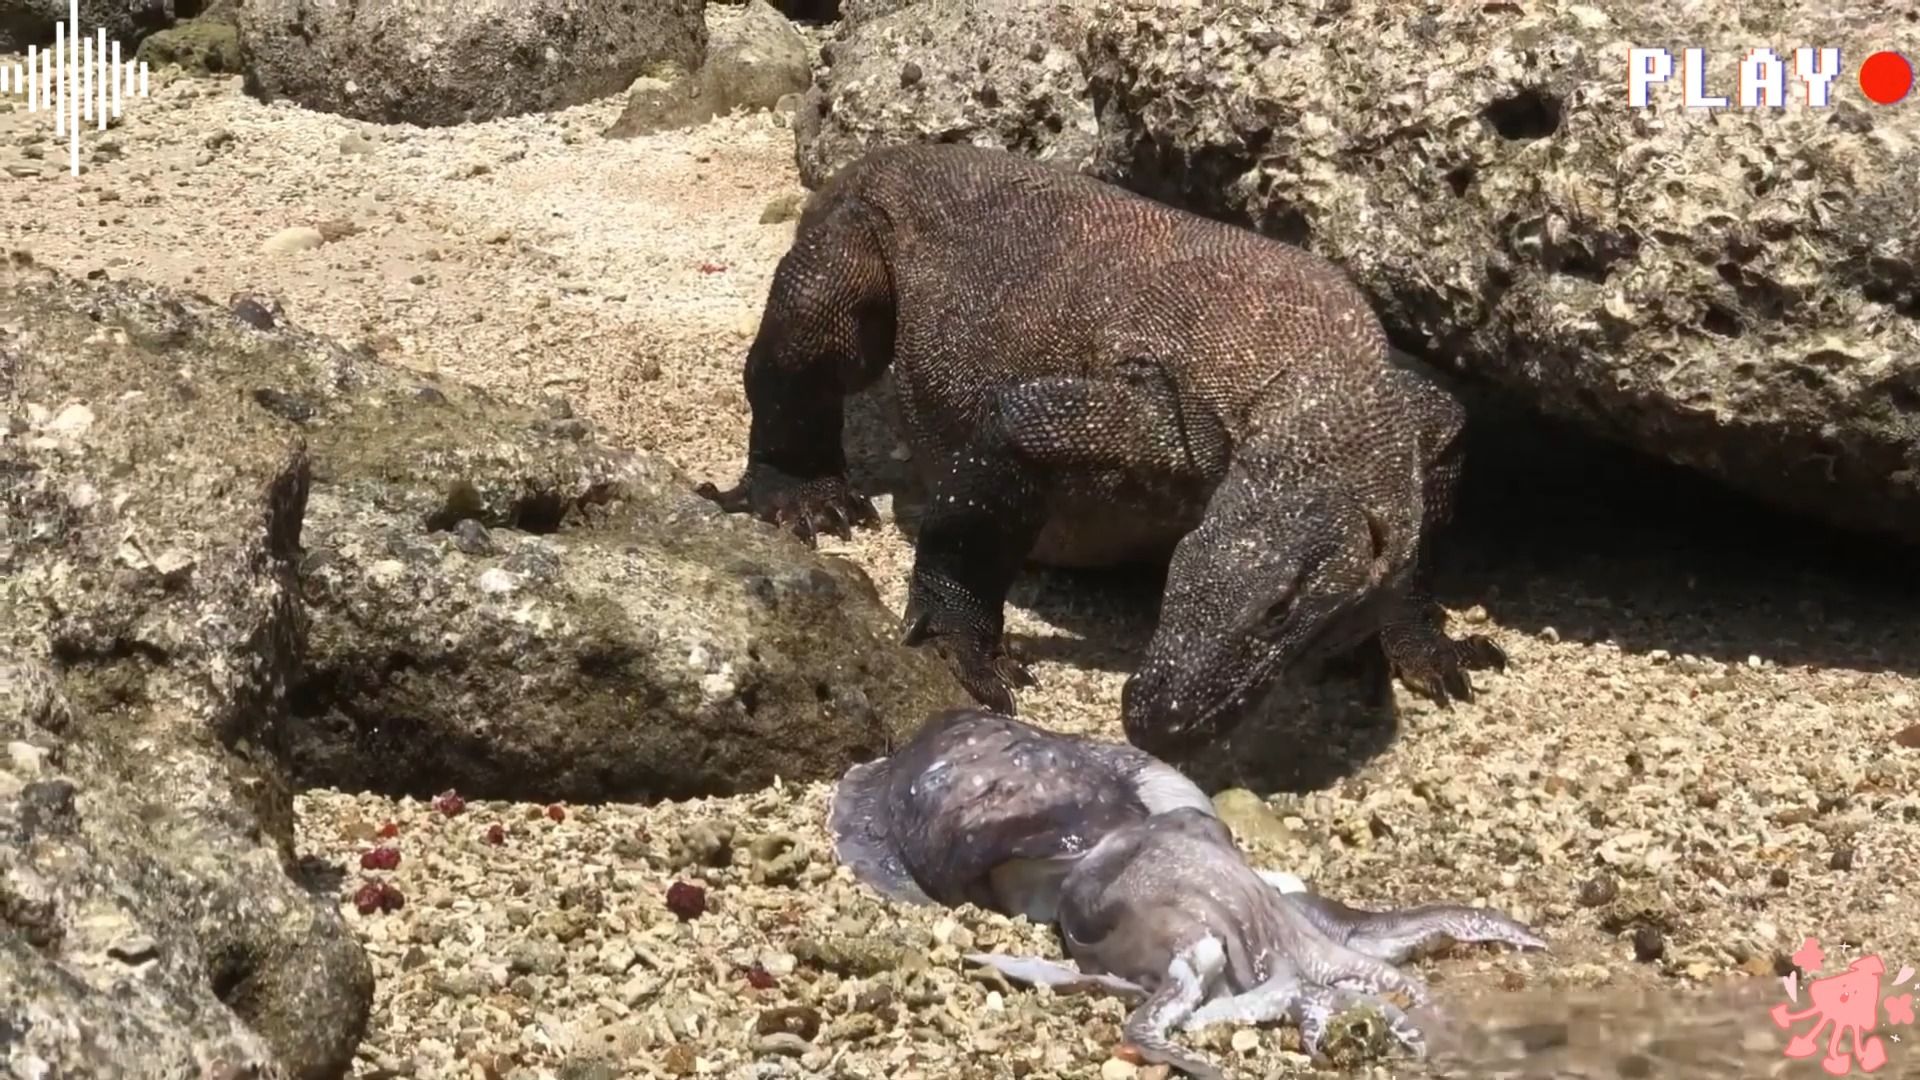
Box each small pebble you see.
[1632,927,1665,963]
[261,226,325,254]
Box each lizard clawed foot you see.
[1377,606,1506,707]
[695,465,879,545]
[1180,977,1428,1064]
[900,591,1036,714]
[1126,1037,1227,1080]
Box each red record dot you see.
[1859,50,1913,105]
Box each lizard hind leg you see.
[1179,974,1427,1063]
[963,953,1149,1000]
[1119,935,1231,1080]
[1285,891,1548,964]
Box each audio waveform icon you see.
[0,0,150,177]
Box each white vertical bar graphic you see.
[27,47,36,112]
[96,28,106,128]
[82,37,92,122]
[112,40,121,116]
[53,19,64,135]
[68,0,80,175]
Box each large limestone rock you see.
[792,0,1098,188]
[4,261,963,808]
[606,0,812,138]
[235,0,707,126]
[135,9,243,78]
[2,269,371,1075]
[794,0,1920,545]
[0,0,176,53]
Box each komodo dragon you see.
[696,143,1504,755]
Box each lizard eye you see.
[1238,564,1309,641]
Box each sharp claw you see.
[899,605,932,647]
[1483,639,1510,671]
[996,655,1038,689]
[694,480,748,512]
[977,680,1016,716]
[1298,1016,1328,1062]
[823,505,852,540]
[1444,667,1473,702]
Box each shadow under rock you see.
[1432,382,1920,682]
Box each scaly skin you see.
[696,143,1503,753]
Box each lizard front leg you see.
[1376,587,1507,705]
[901,363,1227,713]
[696,205,894,544]
[1373,367,1505,705]
[899,433,1049,713]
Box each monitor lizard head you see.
[1121,461,1400,757]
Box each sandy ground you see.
[5,18,1920,1080]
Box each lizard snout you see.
[1120,662,1221,758]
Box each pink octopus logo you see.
[1772,936,1916,1075]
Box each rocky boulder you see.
[3,268,371,1074]
[0,0,177,54]
[1085,0,1920,544]
[135,9,243,77]
[5,261,963,808]
[607,0,812,138]
[794,0,1920,546]
[791,0,1099,188]
[235,0,707,126]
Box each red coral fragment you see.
[666,881,707,920]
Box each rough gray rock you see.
[1082,0,1920,545]
[792,0,1920,546]
[606,0,812,139]
[2,267,372,1075]
[235,0,707,126]
[836,0,916,25]
[791,0,1098,188]
[0,0,176,53]
[134,11,242,77]
[4,261,965,808]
